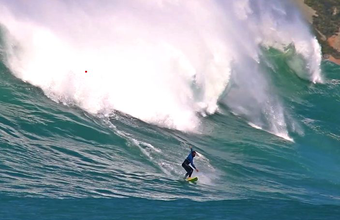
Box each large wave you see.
[0,0,322,138]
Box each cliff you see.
[293,0,340,64]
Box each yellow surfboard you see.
[186,176,198,182]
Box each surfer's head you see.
[192,151,196,157]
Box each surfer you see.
[182,146,199,179]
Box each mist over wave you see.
[0,0,322,138]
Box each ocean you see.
[0,0,340,219]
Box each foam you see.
[0,0,322,137]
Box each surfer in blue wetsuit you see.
[182,146,199,179]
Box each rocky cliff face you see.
[293,0,340,64]
[326,34,340,64]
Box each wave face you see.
[0,0,321,137]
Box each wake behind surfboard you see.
[186,176,198,183]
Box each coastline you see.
[291,0,316,24]
[291,0,340,65]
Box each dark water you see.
[2,196,340,220]
[1,47,340,219]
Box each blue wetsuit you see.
[182,148,196,178]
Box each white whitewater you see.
[0,0,322,139]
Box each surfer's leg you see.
[188,167,193,177]
[182,162,192,179]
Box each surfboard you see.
[186,176,198,182]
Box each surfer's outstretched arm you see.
[191,161,199,172]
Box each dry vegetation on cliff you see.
[305,0,340,60]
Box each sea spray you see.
[0,0,322,138]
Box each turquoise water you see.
[1,54,340,219]
[1,1,340,219]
